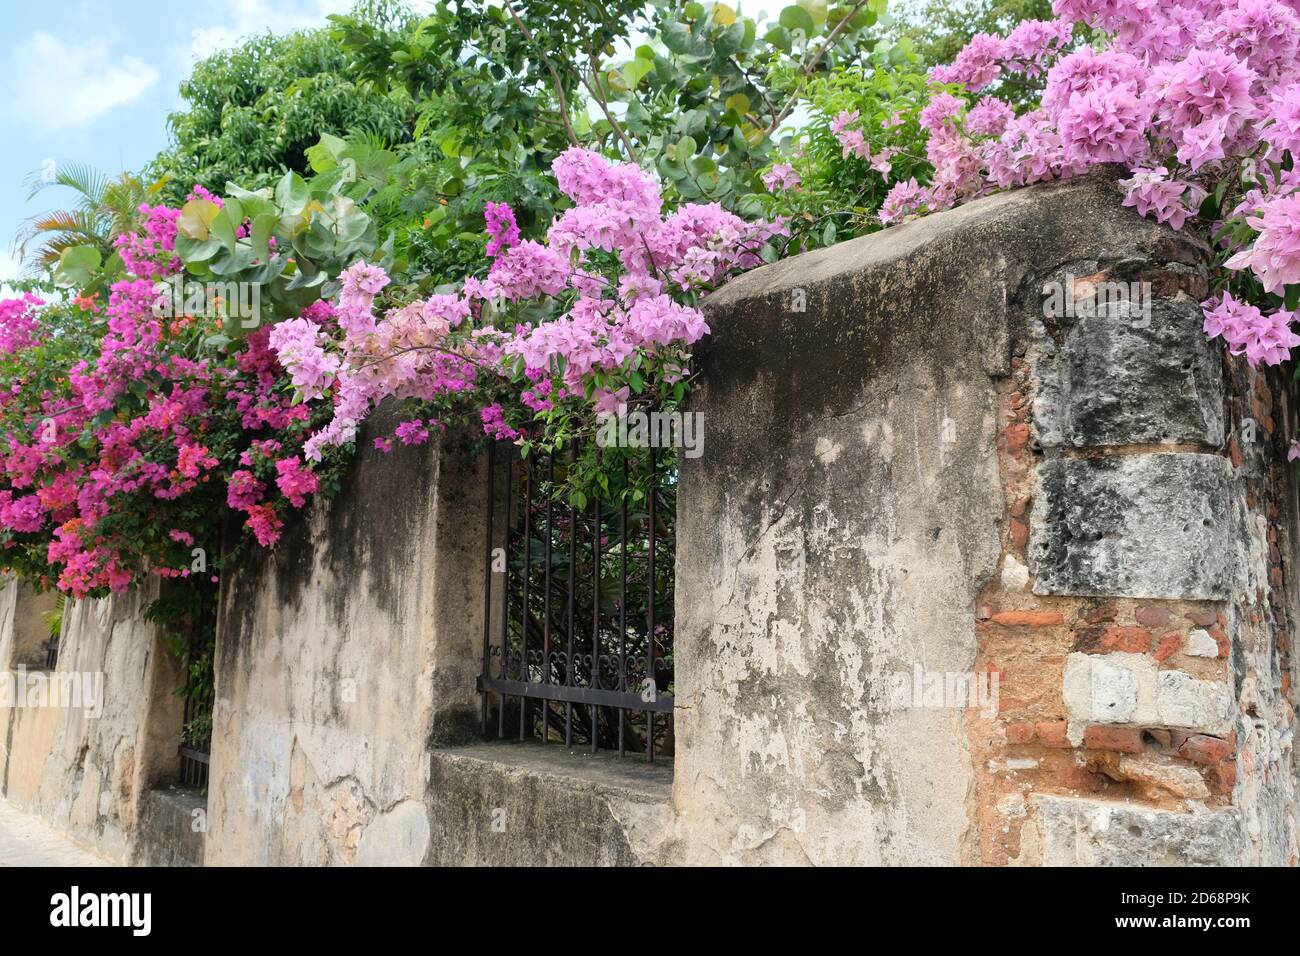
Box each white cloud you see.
[8,32,159,133]
[186,0,357,61]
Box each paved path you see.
[0,798,108,866]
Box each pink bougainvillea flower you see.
[762,163,800,191]
[1226,191,1300,294]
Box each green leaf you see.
[724,92,751,115]
[622,56,654,88]
[688,154,717,175]
[796,0,828,24]
[764,26,792,52]
[661,20,712,58]
[175,234,222,264]
[54,245,102,289]
[1286,284,1300,312]
[250,213,278,260]
[209,209,238,253]
[305,133,347,174]
[274,171,310,215]
[207,246,256,277]
[661,20,693,54]
[1198,191,1220,222]
[225,183,274,220]
[779,5,815,33]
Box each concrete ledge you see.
[132,786,206,867]
[425,743,673,866]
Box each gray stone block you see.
[1030,453,1235,599]
[1033,295,1224,449]
[1029,795,1245,866]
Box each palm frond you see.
[41,593,66,640]
[25,161,108,207]
[14,163,148,271]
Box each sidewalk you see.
[0,798,109,866]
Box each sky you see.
[0,0,792,292]
[0,0,367,289]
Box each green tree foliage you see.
[148,0,419,206]
[143,0,918,291]
[886,0,1057,103]
[321,0,890,285]
[763,46,936,249]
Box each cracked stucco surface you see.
[206,419,484,866]
[673,170,1197,864]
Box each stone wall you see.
[205,409,486,865]
[0,578,187,862]
[677,168,1297,866]
[3,169,1296,867]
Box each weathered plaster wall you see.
[0,577,61,808]
[5,170,1297,868]
[676,168,1298,865]
[0,576,58,669]
[0,578,185,863]
[205,412,487,866]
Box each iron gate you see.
[477,442,675,760]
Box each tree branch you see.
[582,50,639,164]
[767,0,872,134]
[503,0,579,147]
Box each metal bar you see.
[542,453,554,743]
[619,458,628,757]
[520,456,531,742]
[179,747,211,765]
[498,449,512,739]
[480,442,496,735]
[477,677,675,713]
[647,445,656,762]
[565,443,576,749]
[591,494,600,754]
